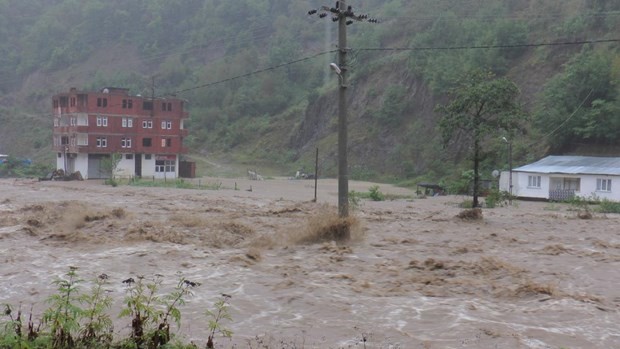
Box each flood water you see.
[1,178,619,348]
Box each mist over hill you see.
[0,0,618,183]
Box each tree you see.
[436,70,524,207]
[101,153,122,185]
[534,49,620,151]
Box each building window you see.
[96,116,108,127]
[61,136,69,145]
[161,120,173,130]
[126,154,134,160]
[122,99,133,109]
[597,178,612,192]
[121,138,132,148]
[528,175,541,188]
[156,160,175,173]
[70,117,77,126]
[122,117,133,128]
[97,98,108,107]
[167,103,172,111]
[143,101,153,110]
[70,97,76,107]
[142,120,153,129]
[58,153,62,158]
[96,137,107,148]
[145,154,152,160]
[161,138,172,147]
[143,138,152,147]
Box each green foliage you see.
[437,70,525,207]
[43,266,84,348]
[534,49,620,151]
[484,189,513,208]
[598,199,620,213]
[101,153,122,183]
[0,269,219,348]
[205,295,233,348]
[368,185,385,201]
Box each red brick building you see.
[52,87,189,179]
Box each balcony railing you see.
[549,189,576,202]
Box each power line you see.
[164,50,337,96]
[163,38,618,97]
[355,38,620,52]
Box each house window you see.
[143,138,152,147]
[97,98,108,107]
[597,178,612,192]
[167,103,172,111]
[121,138,132,148]
[96,137,107,148]
[61,136,69,145]
[126,154,134,160]
[145,154,152,160]
[122,99,133,109]
[528,175,541,188]
[142,120,153,129]
[563,178,580,192]
[54,119,59,127]
[161,138,172,147]
[143,101,153,110]
[70,117,77,126]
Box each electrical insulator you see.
[335,1,339,9]
[346,20,353,25]
[319,12,327,18]
[332,16,339,22]
[308,9,317,15]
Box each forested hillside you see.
[0,0,619,183]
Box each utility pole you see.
[308,1,378,218]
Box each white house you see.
[499,156,620,201]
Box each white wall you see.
[500,171,620,201]
[115,154,135,179]
[141,155,156,178]
[578,174,619,201]
[74,153,88,178]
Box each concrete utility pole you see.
[308,1,378,218]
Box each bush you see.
[368,185,385,201]
[598,199,620,214]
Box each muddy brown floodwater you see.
[1,177,619,348]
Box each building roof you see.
[514,156,620,176]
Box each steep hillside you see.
[0,0,618,182]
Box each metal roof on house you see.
[514,156,620,175]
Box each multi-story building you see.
[52,87,189,179]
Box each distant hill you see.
[1,0,618,183]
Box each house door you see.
[135,154,142,177]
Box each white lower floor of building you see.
[56,152,178,179]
